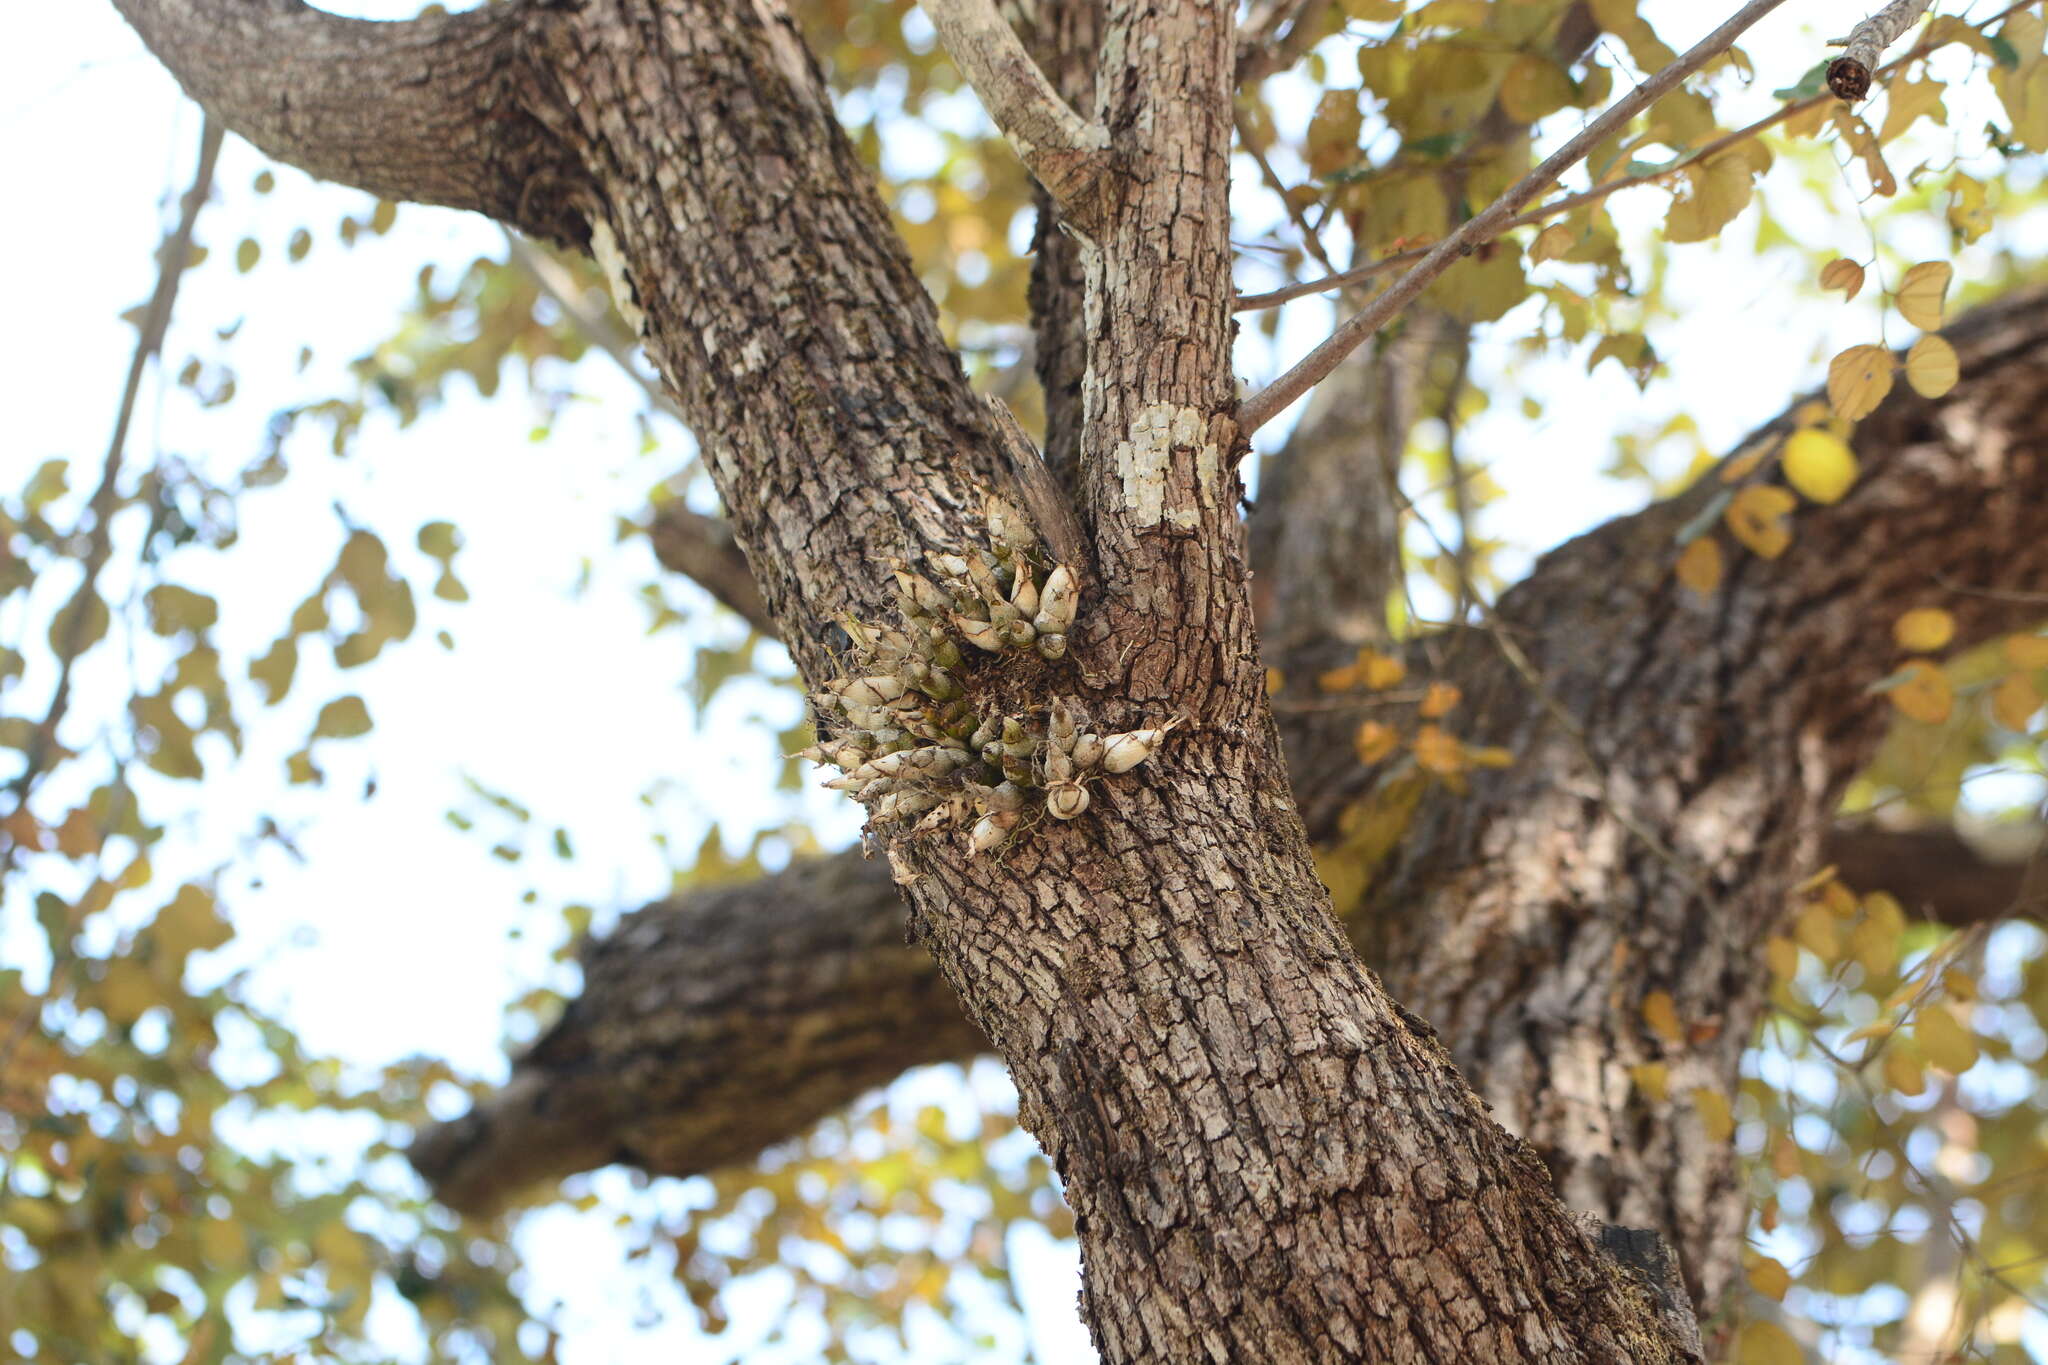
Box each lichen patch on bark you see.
[1115,402,1220,529]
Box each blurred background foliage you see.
[6,0,2048,1361]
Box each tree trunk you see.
[419,285,2048,1345]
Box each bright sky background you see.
[5,1,2046,1361]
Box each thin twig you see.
[1,116,222,842]
[1439,339,1475,622]
[503,228,682,422]
[1237,0,1794,437]
[1235,110,1339,278]
[1236,0,1333,84]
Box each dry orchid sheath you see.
[1830,0,1938,99]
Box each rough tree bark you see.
[116,0,2048,1359]
[416,284,2048,1337]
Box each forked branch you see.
[921,0,1113,222]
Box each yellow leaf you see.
[1878,75,1948,145]
[1354,720,1400,764]
[1419,682,1461,718]
[1530,222,1574,264]
[1896,260,1953,330]
[1892,607,1955,652]
[1794,865,1839,894]
[1499,54,1576,124]
[1818,257,1865,301]
[1780,428,1859,504]
[1676,537,1724,598]
[1357,650,1407,690]
[1735,1320,1803,1365]
[1819,880,1858,918]
[1318,664,1362,693]
[1915,1005,1977,1074]
[1948,171,1991,243]
[1849,900,1903,977]
[1992,673,2041,731]
[1411,724,1463,775]
[1885,1046,1928,1097]
[1886,660,1955,725]
[1794,903,1839,958]
[1465,745,1514,768]
[1265,668,1284,695]
[1664,153,1758,244]
[1691,1087,1734,1142]
[1630,1062,1670,1101]
[1747,1256,1792,1302]
[1725,485,1796,559]
[1827,344,1896,420]
[1904,334,1958,398]
[2006,634,2048,669]
[1765,936,1801,981]
[1642,990,1684,1044]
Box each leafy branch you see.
[1237,0,1795,436]
[1233,0,2034,321]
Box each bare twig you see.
[503,229,681,422]
[504,232,776,636]
[921,0,1111,220]
[1236,110,1339,278]
[2,117,222,841]
[1237,0,1792,437]
[1237,0,1333,84]
[1829,0,1937,100]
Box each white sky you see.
[4,1,2045,1361]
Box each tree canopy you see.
[8,0,2048,1360]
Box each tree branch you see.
[1235,0,1332,85]
[1236,0,1793,436]
[111,0,591,245]
[1825,824,2045,927]
[1234,1,2028,314]
[408,852,978,1216]
[646,504,777,639]
[2,118,222,853]
[1829,0,1936,101]
[921,0,1113,224]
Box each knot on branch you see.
[1827,57,1874,101]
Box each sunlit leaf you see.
[1826,344,1894,420]
[1896,261,1953,330]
